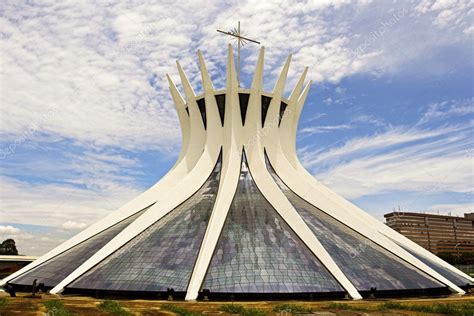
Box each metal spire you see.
[217,21,260,86]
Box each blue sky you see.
[0,0,472,255]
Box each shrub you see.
[25,301,38,311]
[272,304,313,313]
[377,301,474,315]
[0,297,7,309]
[328,302,370,312]
[160,304,199,316]
[220,304,245,314]
[376,301,404,310]
[98,300,133,316]
[43,299,73,316]
[220,304,266,316]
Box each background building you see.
[0,255,38,279]
[385,212,474,258]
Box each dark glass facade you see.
[279,102,287,126]
[10,206,151,288]
[238,93,249,125]
[261,96,271,127]
[215,94,226,126]
[68,156,222,292]
[395,242,473,287]
[196,98,207,129]
[265,157,445,291]
[10,149,465,297]
[198,94,287,128]
[202,156,343,293]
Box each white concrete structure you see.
[2,47,472,300]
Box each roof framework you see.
[2,46,472,300]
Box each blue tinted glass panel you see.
[68,157,222,292]
[202,156,343,293]
[266,158,445,291]
[10,206,150,288]
[395,241,473,286]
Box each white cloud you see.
[0,225,38,254]
[300,124,353,135]
[1,0,472,152]
[418,99,474,125]
[0,149,144,228]
[352,115,386,127]
[0,224,72,256]
[415,0,474,31]
[300,114,386,136]
[0,1,205,151]
[299,125,462,169]
[427,203,474,217]
[299,100,474,199]
[318,148,472,199]
[300,124,473,199]
[0,175,132,227]
[464,25,474,34]
[61,221,88,230]
[306,113,327,122]
[0,225,20,235]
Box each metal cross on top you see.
[217,21,261,86]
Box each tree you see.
[437,252,456,264]
[0,239,19,255]
[459,252,474,265]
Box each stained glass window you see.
[68,156,222,292]
[215,94,225,126]
[10,206,151,288]
[202,155,343,293]
[265,157,445,291]
[196,98,207,129]
[395,242,473,287]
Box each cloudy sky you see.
[0,0,473,255]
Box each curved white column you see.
[5,44,469,300]
[244,55,362,300]
[268,139,466,294]
[167,74,190,167]
[278,68,308,169]
[246,144,362,299]
[177,61,207,172]
[281,77,471,283]
[274,68,467,293]
[302,172,474,283]
[186,46,243,300]
[0,76,197,287]
[50,61,221,295]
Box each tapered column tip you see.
[198,50,205,62]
